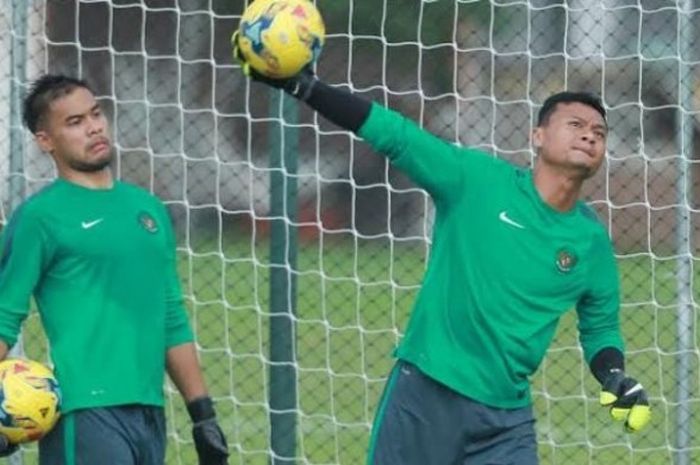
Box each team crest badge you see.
[137,211,158,233]
[555,248,577,273]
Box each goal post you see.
[2,1,698,464]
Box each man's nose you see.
[581,130,596,143]
[87,116,103,134]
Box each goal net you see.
[1,1,697,464]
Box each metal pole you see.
[9,2,28,464]
[674,2,693,465]
[9,0,27,212]
[268,90,298,465]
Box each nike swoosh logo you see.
[498,211,525,229]
[624,383,644,396]
[81,218,104,229]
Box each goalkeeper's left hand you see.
[231,30,317,101]
[600,369,651,432]
[187,396,229,465]
[0,434,17,457]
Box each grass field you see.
[7,234,699,465]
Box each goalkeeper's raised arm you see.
[232,32,504,205]
[234,35,650,465]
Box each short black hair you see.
[23,74,93,134]
[537,91,606,127]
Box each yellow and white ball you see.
[0,359,61,444]
[237,0,325,78]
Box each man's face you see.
[532,102,607,179]
[35,87,113,173]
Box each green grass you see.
[7,236,699,464]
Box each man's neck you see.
[59,168,114,190]
[532,163,584,212]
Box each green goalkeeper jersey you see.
[359,104,623,409]
[0,178,193,413]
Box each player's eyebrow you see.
[64,103,101,123]
[570,115,608,133]
[592,122,608,134]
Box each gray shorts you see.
[367,360,538,465]
[39,405,166,465]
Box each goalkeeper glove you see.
[231,30,317,101]
[187,396,229,465]
[0,434,17,457]
[599,369,651,432]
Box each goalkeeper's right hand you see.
[231,30,317,101]
[600,369,651,432]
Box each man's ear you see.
[531,126,543,150]
[35,130,53,154]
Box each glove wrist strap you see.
[187,396,216,423]
[286,72,317,102]
[590,347,625,384]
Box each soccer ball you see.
[0,359,61,444]
[236,0,325,78]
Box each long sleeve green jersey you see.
[359,104,623,409]
[0,178,193,413]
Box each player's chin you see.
[565,160,600,180]
[71,153,113,173]
[570,156,604,178]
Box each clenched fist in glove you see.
[0,434,17,458]
[231,30,318,101]
[187,396,229,465]
[599,369,651,432]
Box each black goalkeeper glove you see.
[0,434,18,457]
[231,30,317,101]
[187,396,229,465]
[599,369,651,432]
